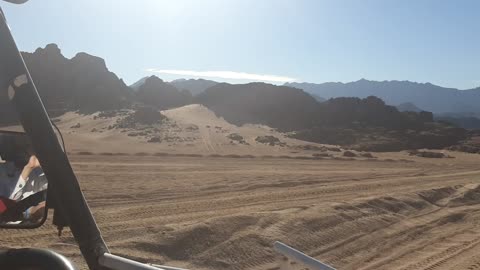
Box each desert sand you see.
[55,105,341,157]
[2,105,480,270]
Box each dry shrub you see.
[154,152,169,156]
[327,146,342,152]
[343,151,357,157]
[313,152,331,158]
[175,153,203,157]
[360,152,375,158]
[223,154,242,158]
[408,150,449,158]
[293,156,315,160]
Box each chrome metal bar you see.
[99,253,165,270]
[151,264,189,270]
[274,241,336,270]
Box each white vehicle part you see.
[274,241,336,270]
[99,253,188,270]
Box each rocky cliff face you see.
[22,43,132,115]
[136,76,192,110]
[196,82,320,131]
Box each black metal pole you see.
[0,8,109,270]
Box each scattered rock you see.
[313,153,331,158]
[327,146,342,152]
[127,131,148,137]
[164,135,183,142]
[115,107,166,129]
[71,123,81,129]
[227,133,247,144]
[148,136,162,143]
[408,150,450,158]
[296,145,327,151]
[360,152,375,158]
[97,110,118,118]
[255,135,285,146]
[185,124,199,132]
[343,151,357,157]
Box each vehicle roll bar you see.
[0,7,109,270]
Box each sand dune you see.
[53,105,348,158]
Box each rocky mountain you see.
[135,76,192,109]
[287,79,480,114]
[310,93,326,102]
[316,96,433,129]
[196,82,319,131]
[292,96,465,151]
[435,112,480,130]
[195,83,465,150]
[22,44,133,115]
[0,44,469,151]
[170,78,218,96]
[396,102,422,112]
[130,76,148,91]
[436,116,480,130]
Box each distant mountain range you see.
[0,44,473,149]
[170,78,218,96]
[286,80,480,114]
[130,78,218,96]
[137,78,480,117]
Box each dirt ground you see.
[2,151,480,270]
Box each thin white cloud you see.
[472,80,480,88]
[146,68,297,83]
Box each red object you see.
[0,197,16,214]
[0,200,6,213]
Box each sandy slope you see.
[54,105,338,156]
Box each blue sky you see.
[2,0,479,89]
